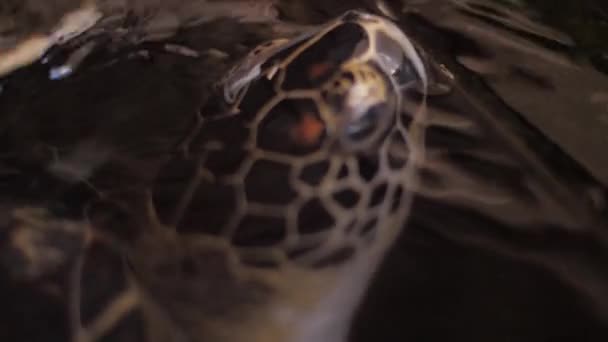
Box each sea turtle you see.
[3,2,608,342]
[0,8,431,342]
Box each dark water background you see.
[353,1,608,341]
[0,0,607,341]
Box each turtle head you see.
[142,11,429,342]
[192,10,428,267]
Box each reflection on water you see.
[0,1,607,341]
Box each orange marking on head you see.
[291,113,325,146]
[307,62,334,80]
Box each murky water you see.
[355,1,608,341]
[0,1,607,341]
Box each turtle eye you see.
[343,103,389,142]
[322,62,396,151]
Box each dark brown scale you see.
[257,99,326,155]
[232,215,287,247]
[359,217,378,238]
[312,246,356,268]
[337,163,350,179]
[345,219,358,234]
[387,132,408,170]
[391,185,404,213]
[188,116,251,152]
[234,76,278,122]
[369,182,388,208]
[151,156,201,225]
[298,198,336,234]
[285,243,322,260]
[357,155,380,182]
[204,146,249,178]
[259,36,311,71]
[299,160,331,186]
[282,22,368,90]
[244,159,297,204]
[239,254,282,269]
[333,188,361,209]
[160,179,237,235]
[181,181,238,235]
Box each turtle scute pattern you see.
[1,9,430,342]
[148,10,428,272]
[123,11,429,342]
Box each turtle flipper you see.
[0,206,86,281]
[0,205,147,342]
[0,0,102,77]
